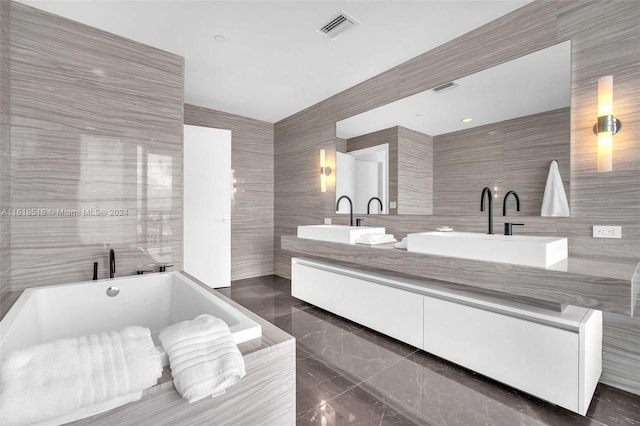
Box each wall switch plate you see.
[324,218,332,225]
[592,225,621,239]
[390,201,397,209]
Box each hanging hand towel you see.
[541,160,570,217]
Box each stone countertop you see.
[282,235,640,317]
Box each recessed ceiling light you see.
[415,114,423,117]
[461,117,473,123]
[214,35,226,43]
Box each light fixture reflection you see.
[320,149,332,192]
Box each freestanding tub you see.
[0,271,262,365]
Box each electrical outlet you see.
[390,201,397,209]
[324,218,332,225]
[592,225,621,239]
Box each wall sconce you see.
[594,76,621,172]
[320,149,332,193]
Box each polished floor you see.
[218,276,640,426]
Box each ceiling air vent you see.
[316,11,360,41]
[432,81,460,93]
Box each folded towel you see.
[394,237,408,249]
[159,314,245,403]
[0,326,162,426]
[541,160,570,217]
[356,233,397,245]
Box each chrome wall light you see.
[594,76,621,172]
[320,149,332,192]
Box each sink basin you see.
[298,225,385,245]
[406,231,567,268]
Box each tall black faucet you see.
[367,197,383,214]
[480,187,494,234]
[502,190,521,216]
[336,195,354,226]
[109,248,116,279]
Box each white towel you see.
[541,160,570,217]
[0,326,162,426]
[356,233,397,245]
[159,314,245,403]
[394,237,408,249]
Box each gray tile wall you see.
[275,1,640,394]
[184,104,274,280]
[434,108,570,217]
[398,127,432,215]
[0,0,11,298]
[1,2,185,291]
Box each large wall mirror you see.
[335,41,571,216]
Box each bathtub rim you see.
[0,271,262,356]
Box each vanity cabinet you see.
[292,258,423,347]
[423,295,601,415]
[291,257,602,415]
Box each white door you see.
[184,125,231,288]
[354,159,380,213]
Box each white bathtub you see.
[0,271,261,365]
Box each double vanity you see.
[285,224,639,415]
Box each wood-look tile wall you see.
[434,108,570,216]
[398,127,432,215]
[275,1,640,394]
[0,0,10,298]
[184,104,274,280]
[1,2,185,291]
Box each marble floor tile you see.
[296,350,361,419]
[297,382,427,426]
[222,275,640,426]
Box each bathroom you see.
[1,0,639,425]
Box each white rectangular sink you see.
[406,231,567,268]
[298,225,386,245]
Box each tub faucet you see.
[502,190,521,216]
[336,195,354,226]
[480,187,494,235]
[109,248,116,279]
[367,197,383,214]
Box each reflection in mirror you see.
[336,144,389,215]
[336,41,571,216]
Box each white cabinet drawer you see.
[292,259,423,347]
[341,274,423,348]
[424,296,580,411]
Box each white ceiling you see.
[19,1,532,123]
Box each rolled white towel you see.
[0,326,162,426]
[356,233,397,245]
[394,237,408,249]
[159,314,245,403]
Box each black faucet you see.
[109,248,116,279]
[336,195,354,226]
[502,190,521,216]
[159,264,173,273]
[480,187,494,234]
[504,223,525,236]
[367,197,383,214]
